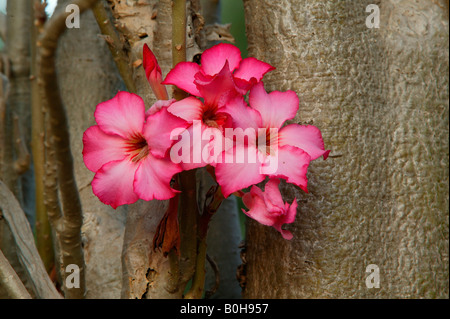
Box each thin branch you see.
[38,0,101,299]
[43,131,64,227]
[31,0,54,274]
[92,0,137,93]
[178,169,199,285]
[172,0,189,101]
[0,73,10,178]
[0,249,32,299]
[172,0,200,290]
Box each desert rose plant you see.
[82,41,329,297]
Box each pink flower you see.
[164,65,237,170]
[160,44,275,171]
[215,82,330,198]
[242,178,298,240]
[162,43,275,98]
[143,44,169,100]
[82,91,188,208]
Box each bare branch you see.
[0,249,32,299]
[37,0,100,299]
[31,0,54,274]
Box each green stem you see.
[184,185,224,299]
[31,0,54,274]
[178,170,199,286]
[184,233,207,299]
[171,0,199,290]
[172,0,188,101]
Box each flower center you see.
[125,134,149,163]
[202,106,227,129]
[268,206,284,216]
[257,129,277,156]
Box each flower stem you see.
[171,0,199,289]
[184,185,224,299]
[172,0,188,101]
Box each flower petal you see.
[144,107,190,158]
[200,43,242,76]
[272,198,298,240]
[145,99,176,117]
[143,44,168,100]
[167,96,204,122]
[82,125,127,172]
[267,145,310,192]
[94,91,145,139]
[162,62,202,97]
[278,124,330,160]
[262,178,285,210]
[91,159,139,209]
[143,43,162,78]
[133,153,182,201]
[195,61,238,108]
[276,226,294,240]
[221,96,262,131]
[284,198,298,225]
[249,82,299,129]
[234,57,275,84]
[242,188,276,226]
[215,145,265,198]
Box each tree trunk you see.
[243,0,449,298]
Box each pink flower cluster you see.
[83,43,329,239]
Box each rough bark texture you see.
[243,0,449,298]
[0,181,61,299]
[121,199,177,299]
[107,0,161,106]
[55,1,126,298]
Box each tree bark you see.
[54,0,126,298]
[0,181,61,298]
[243,0,448,298]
